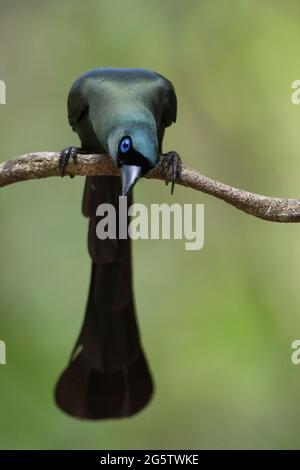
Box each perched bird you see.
[55,68,181,420]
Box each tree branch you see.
[0,151,299,223]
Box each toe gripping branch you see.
[58,146,86,177]
[160,151,182,195]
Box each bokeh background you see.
[0,0,300,450]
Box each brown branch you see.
[0,151,299,222]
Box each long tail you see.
[55,176,153,419]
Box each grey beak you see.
[121,165,142,195]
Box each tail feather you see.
[55,349,153,420]
[55,175,153,419]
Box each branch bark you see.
[0,151,299,223]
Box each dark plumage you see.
[55,68,177,419]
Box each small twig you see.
[0,151,299,223]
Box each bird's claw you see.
[58,146,81,177]
[160,151,182,195]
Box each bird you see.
[55,68,181,420]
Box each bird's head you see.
[107,117,159,195]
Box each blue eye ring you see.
[119,136,132,154]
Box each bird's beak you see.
[121,165,142,196]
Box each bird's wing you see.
[67,79,89,131]
[155,73,177,126]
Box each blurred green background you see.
[0,0,300,450]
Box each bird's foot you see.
[160,151,182,195]
[58,146,86,178]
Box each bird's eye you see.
[119,136,132,154]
